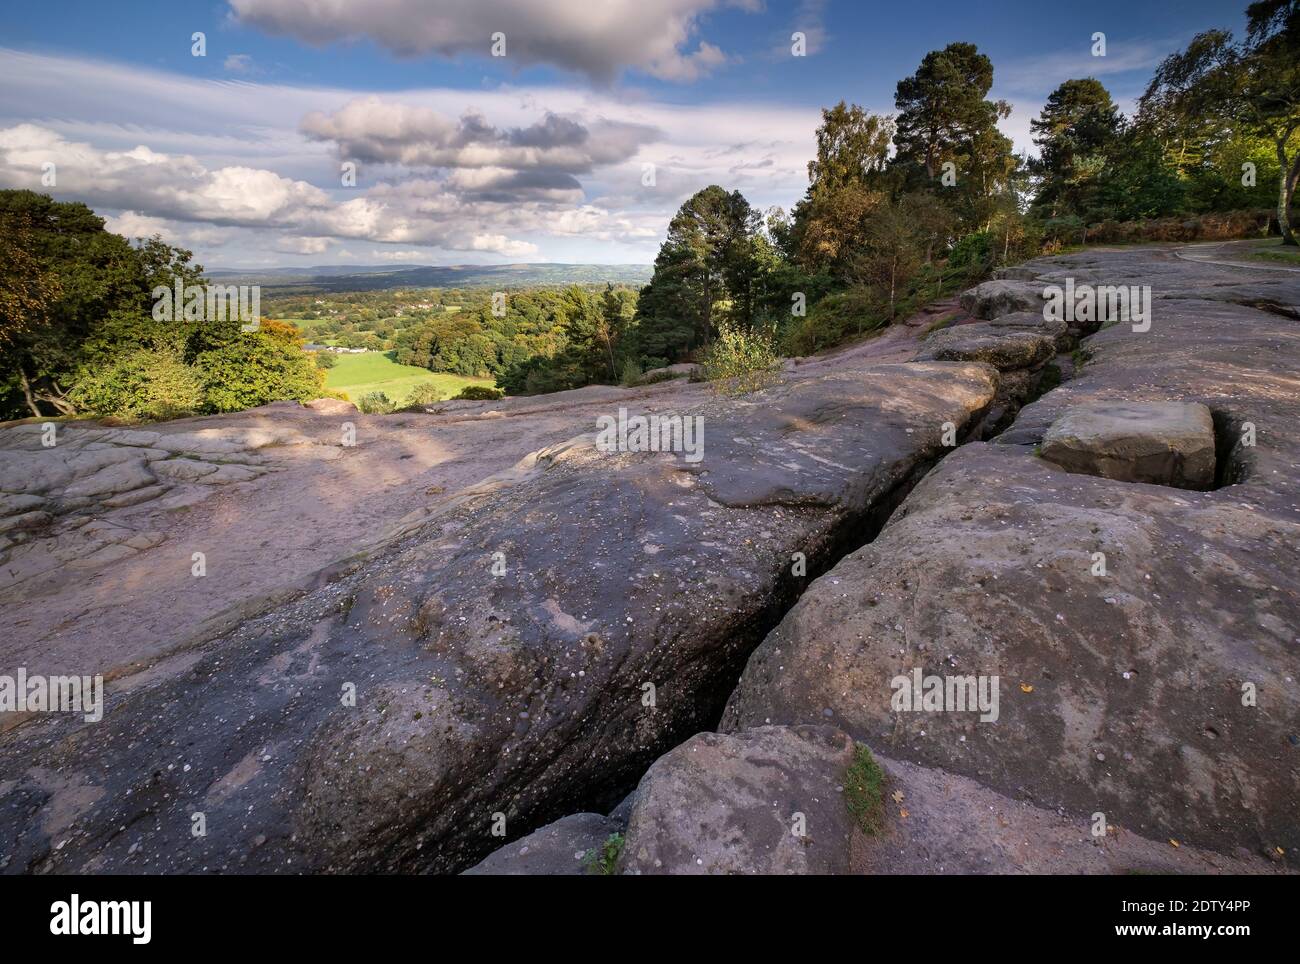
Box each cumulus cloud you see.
[228,0,755,82]
[0,125,549,258]
[300,98,658,179]
[0,124,330,227]
[104,211,231,247]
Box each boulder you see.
[959,280,1045,320]
[618,726,855,875]
[463,813,622,875]
[1040,402,1216,489]
[917,323,1057,371]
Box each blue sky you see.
[0,0,1247,267]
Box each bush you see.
[404,382,444,406]
[781,287,885,356]
[356,391,395,414]
[69,343,204,421]
[618,359,643,387]
[699,320,780,394]
[195,332,324,413]
[948,231,994,272]
[454,385,504,401]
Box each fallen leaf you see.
[1020,683,1034,693]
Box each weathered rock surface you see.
[463,812,621,875]
[959,280,1045,319]
[725,247,1300,868]
[0,362,997,874]
[1040,402,1217,489]
[917,322,1058,370]
[617,725,855,875]
[854,752,1286,874]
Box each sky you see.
[0,0,1247,268]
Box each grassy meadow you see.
[323,351,495,405]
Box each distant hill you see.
[204,262,653,291]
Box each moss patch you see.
[844,744,887,835]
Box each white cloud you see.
[223,53,256,73]
[228,0,757,83]
[0,48,823,264]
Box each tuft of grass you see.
[584,832,625,875]
[844,744,887,835]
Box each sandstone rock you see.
[726,281,1300,865]
[1040,402,1216,489]
[618,725,855,875]
[917,323,1057,370]
[62,458,156,499]
[152,457,220,482]
[305,398,358,416]
[959,280,1045,319]
[0,510,52,534]
[463,813,622,875]
[0,362,997,874]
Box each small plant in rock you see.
[584,832,625,875]
[700,320,780,395]
[844,743,887,835]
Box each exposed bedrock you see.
[725,250,1300,865]
[0,362,997,874]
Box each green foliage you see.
[783,287,886,355]
[948,231,994,270]
[356,391,395,414]
[455,385,504,401]
[584,832,625,875]
[195,332,324,413]
[68,341,204,421]
[404,382,444,406]
[844,744,887,836]
[699,320,780,394]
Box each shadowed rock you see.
[617,725,855,875]
[463,812,620,875]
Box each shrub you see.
[618,358,643,387]
[700,320,780,395]
[70,343,204,421]
[454,385,504,401]
[195,332,324,413]
[948,231,994,272]
[404,382,444,406]
[356,391,395,414]
[782,287,885,356]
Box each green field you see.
[323,351,495,405]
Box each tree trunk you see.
[18,369,41,418]
[1278,141,1297,245]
